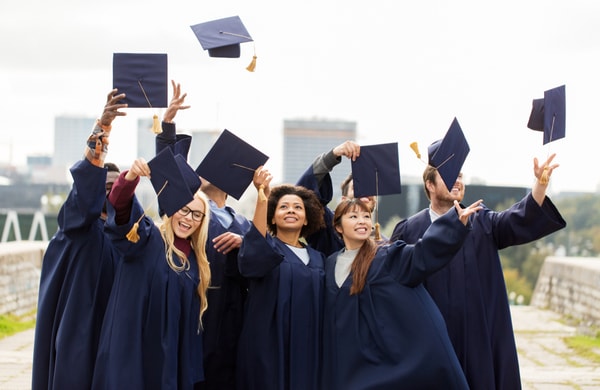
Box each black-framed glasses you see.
[178,206,205,222]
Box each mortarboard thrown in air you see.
[113,53,168,134]
[351,143,402,198]
[527,84,566,145]
[526,84,566,183]
[351,142,402,241]
[190,16,257,71]
[195,129,269,200]
[125,148,201,242]
[427,117,470,193]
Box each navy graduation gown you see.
[92,197,203,390]
[390,194,566,390]
[322,209,470,390]
[32,158,118,390]
[198,208,251,390]
[236,225,326,390]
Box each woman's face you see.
[171,197,206,239]
[271,194,307,233]
[335,207,372,249]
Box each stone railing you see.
[531,256,600,329]
[0,241,47,316]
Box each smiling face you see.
[428,170,465,204]
[171,196,206,239]
[271,194,307,234]
[335,204,373,250]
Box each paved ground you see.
[1,305,599,389]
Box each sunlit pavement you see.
[1,306,600,389]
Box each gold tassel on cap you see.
[410,142,421,160]
[138,80,162,135]
[246,55,257,72]
[151,114,162,134]
[539,166,550,185]
[126,180,169,243]
[374,222,381,241]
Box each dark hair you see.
[104,162,121,173]
[267,185,325,237]
[340,173,353,197]
[333,199,377,295]
[422,165,437,200]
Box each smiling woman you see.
[235,169,327,390]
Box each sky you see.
[1,0,599,194]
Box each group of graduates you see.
[31,82,566,390]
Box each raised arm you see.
[85,89,127,167]
[251,166,273,237]
[532,153,559,206]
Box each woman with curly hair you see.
[236,167,326,390]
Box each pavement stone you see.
[1,306,599,389]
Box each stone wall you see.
[0,241,47,316]
[531,256,600,329]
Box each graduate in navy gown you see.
[154,81,252,389]
[32,89,126,390]
[390,152,566,389]
[296,140,387,256]
[323,197,483,390]
[92,149,211,390]
[236,168,326,390]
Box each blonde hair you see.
[159,190,212,321]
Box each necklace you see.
[278,237,303,248]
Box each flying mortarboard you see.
[125,147,201,242]
[350,142,401,241]
[427,117,470,192]
[526,84,566,183]
[190,16,257,71]
[113,53,168,134]
[195,129,269,200]
[527,84,566,145]
[351,143,402,198]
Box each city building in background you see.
[283,118,357,202]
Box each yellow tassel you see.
[410,142,421,160]
[246,55,257,72]
[126,222,140,243]
[374,222,381,241]
[151,114,162,134]
[258,184,267,201]
[539,166,549,185]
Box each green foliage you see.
[0,313,36,340]
[503,267,532,304]
[564,335,600,364]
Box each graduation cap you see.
[195,129,269,200]
[190,16,257,71]
[527,84,566,145]
[351,143,401,198]
[113,53,168,134]
[126,147,201,242]
[351,142,401,241]
[526,84,566,183]
[427,117,470,192]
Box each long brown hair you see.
[333,199,377,295]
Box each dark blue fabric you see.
[236,226,325,390]
[92,197,203,390]
[32,158,118,390]
[296,165,344,256]
[390,194,566,390]
[197,208,251,390]
[322,210,470,390]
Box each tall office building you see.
[53,116,96,170]
[137,118,156,161]
[283,118,357,203]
